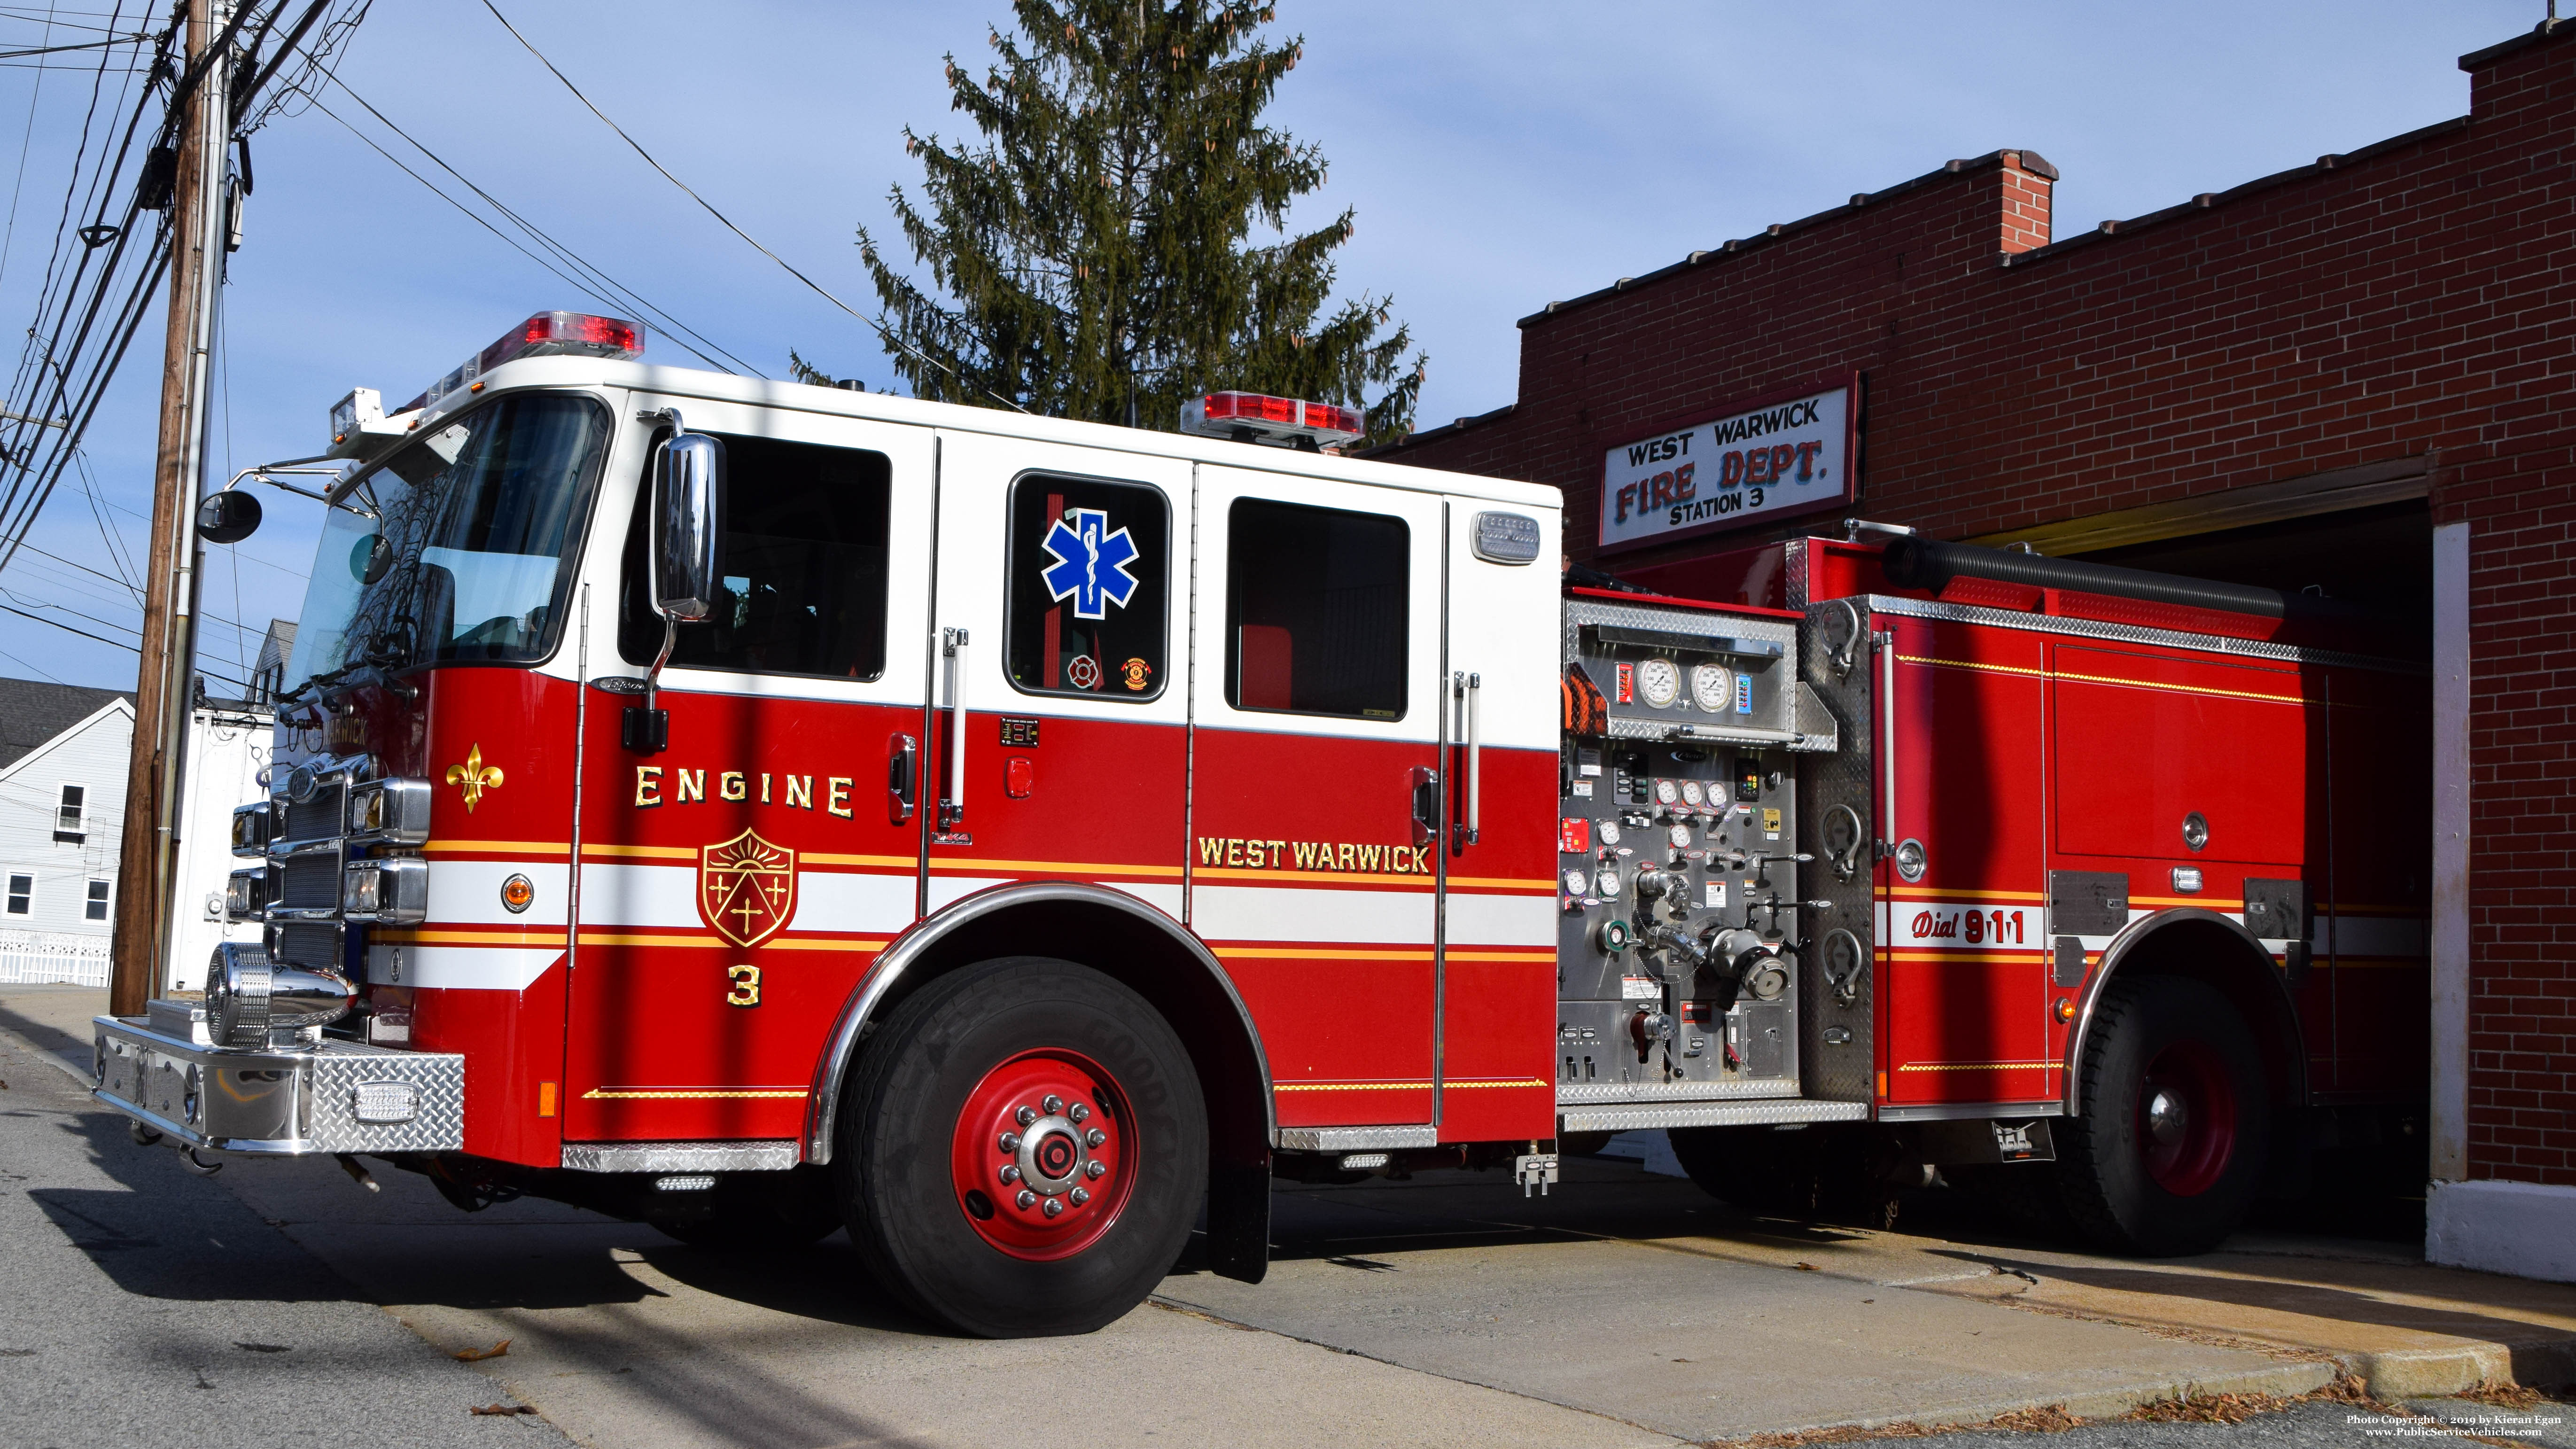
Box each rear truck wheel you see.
[652,1166,841,1249]
[2057,975,2268,1256]
[836,956,1206,1337]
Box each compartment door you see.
[1436,498,1561,1141]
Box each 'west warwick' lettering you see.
[1197,836,1432,875]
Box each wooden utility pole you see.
[109,0,232,1016]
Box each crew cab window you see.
[620,433,892,680]
[1225,498,1408,719]
[1004,475,1170,701]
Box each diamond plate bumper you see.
[91,1014,464,1155]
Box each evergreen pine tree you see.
[853,1,1422,443]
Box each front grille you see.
[280,855,340,910]
[282,784,344,844]
[273,922,342,970]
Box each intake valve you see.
[1630,1007,1675,1059]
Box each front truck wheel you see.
[837,956,1207,1337]
[2057,975,2269,1256]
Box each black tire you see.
[651,1166,841,1249]
[2056,975,2269,1256]
[836,956,1206,1337]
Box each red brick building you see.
[1377,20,2576,1273]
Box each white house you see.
[0,665,277,990]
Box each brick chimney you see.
[1996,149,2057,253]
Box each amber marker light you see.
[2056,998,2078,1023]
[501,873,535,913]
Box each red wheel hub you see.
[950,1048,1136,1260]
[2136,1038,2236,1197]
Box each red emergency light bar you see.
[402,311,648,414]
[1182,390,1364,448]
[479,310,645,373]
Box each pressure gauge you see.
[1595,865,1622,897]
[1691,663,1732,713]
[1667,822,1694,849]
[1636,657,1681,708]
[1597,820,1621,846]
[1680,779,1705,807]
[1654,778,1680,807]
[1565,870,1590,896]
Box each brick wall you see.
[1382,23,2576,1184]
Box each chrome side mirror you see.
[651,428,725,623]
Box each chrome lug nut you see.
[1000,1164,1021,1184]
[1084,1128,1106,1148]
[1042,1197,1064,1218]
[1042,1094,1064,1115]
[998,1131,1020,1153]
[1069,1103,1090,1123]
[1015,1189,1037,1209]
[1085,1159,1106,1180]
[1016,1106,1037,1127]
[1070,1186,1091,1206]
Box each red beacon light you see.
[400,311,649,418]
[1182,391,1364,451]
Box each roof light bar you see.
[397,310,649,417]
[1182,391,1365,449]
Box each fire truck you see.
[90,311,2428,1338]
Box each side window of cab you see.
[1003,474,1171,701]
[619,432,893,679]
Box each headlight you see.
[341,857,427,924]
[224,867,269,923]
[229,800,274,857]
[345,778,432,844]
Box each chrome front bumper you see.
[92,1008,464,1156]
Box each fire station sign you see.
[1598,378,1857,552]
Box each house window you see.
[6,874,30,915]
[54,784,85,841]
[85,879,109,922]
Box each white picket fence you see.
[0,929,112,987]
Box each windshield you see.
[286,392,610,694]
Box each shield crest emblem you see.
[699,829,797,948]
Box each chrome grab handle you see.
[941,628,968,827]
[1465,671,1483,845]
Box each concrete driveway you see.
[6,983,2570,1449]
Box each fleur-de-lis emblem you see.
[445,743,504,813]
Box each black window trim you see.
[1221,492,1413,724]
[1000,467,1174,705]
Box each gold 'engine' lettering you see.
[827,777,853,818]
[720,771,747,801]
[677,769,705,803]
[635,767,662,807]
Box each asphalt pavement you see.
[4,982,2571,1449]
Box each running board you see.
[1559,1098,1870,1133]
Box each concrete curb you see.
[1784,1360,2340,1436]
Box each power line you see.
[475,0,1027,412]
[306,80,761,377]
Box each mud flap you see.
[1204,1158,1271,1284]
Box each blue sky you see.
[0,0,2546,691]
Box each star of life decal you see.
[1039,507,1141,621]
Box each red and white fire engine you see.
[92,312,2428,1337]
